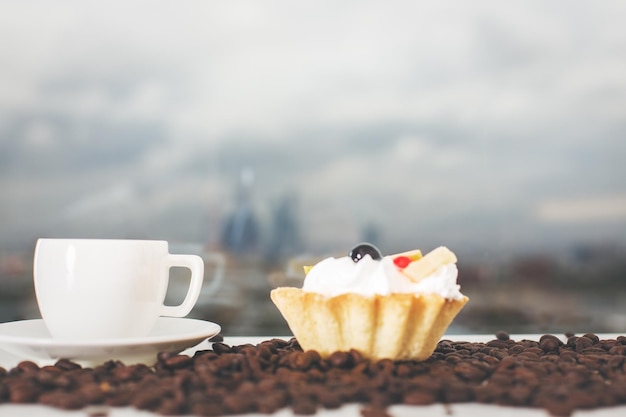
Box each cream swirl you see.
[301,255,463,299]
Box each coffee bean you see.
[444,353,462,363]
[544,400,575,417]
[608,355,625,369]
[575,336,594,353]
[53,374,74,390]
[495,330,510,341]
[517,351,541,362]
[508,385,533,405]
[2,334,626,416]
[8,382,39,403]
[16,361,39,373]
[486,339,509,349]
[78,384,107,403]
[212,342,232,355]
[508,344,524,354]
[54,359,82,371]
[291,352,313,371]
[131,389,163,410]
[161,355,193,370]
[403,391,436,405]
[481,355,500,365]
[190,401,223,416]
[360,406,391,417]
[583,333,600,344]
[327,351,351,368]
[582,347,608,354]
[157,398,184,415]
[539,335,561,353]
[39,391,85,409]
[349,349,364,364]
[491,349,510,360]
[443,381,473,402]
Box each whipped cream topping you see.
[302,255,464,299]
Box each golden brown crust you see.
[270,287,468,360]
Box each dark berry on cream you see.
[349,243,382,263]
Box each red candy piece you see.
[393,256,412,269]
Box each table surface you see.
[1,334,626,417]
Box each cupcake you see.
[270,244,469,361]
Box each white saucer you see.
[0,317,220,366]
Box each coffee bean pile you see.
[1,333,626,416]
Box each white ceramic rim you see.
[0,317,221,348]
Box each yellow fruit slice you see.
[303,265,313,275]
[401,246,457,283]
[389,249,423,261]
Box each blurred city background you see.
[1,1,625,336]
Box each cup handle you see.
[161,254,204,317]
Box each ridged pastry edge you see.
[270,287,468,360]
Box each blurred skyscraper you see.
[219,168,260,255]
[266,193,302,264]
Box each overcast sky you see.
[0,0,625,256]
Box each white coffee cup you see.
[34,239,204,340]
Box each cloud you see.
[2,0,622,141]
[0,0,625,253]
[535,195,626,223]
[62,183,135,219]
